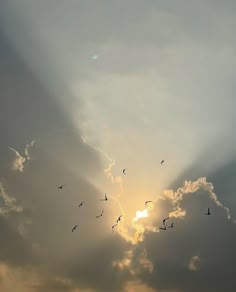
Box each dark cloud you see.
[130,185,236,292]
[0,130,134,292]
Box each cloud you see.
[9,147,26,172]
[188,256,201,272]
[118,177,232,246]
[0,182,23,215]
[0,132,134,292]
[161,177,231,220]
[24,140,35,159]
[9,140,35,172]
[123,179,236,292]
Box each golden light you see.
[133,209,149,222]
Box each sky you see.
[0,1,236,291]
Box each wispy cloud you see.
[81,135,125,213]
[24,140,35,159]
[161,177,231,220]
[188,256,201,272]
[9,140,35,172]
[119,177,232,245]
[0,182,23,215]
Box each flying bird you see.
[96,210,104,218]
[79,201,85,207]
[112,224,118,232]
[100,194,108,201]
[161,160,164,165]
[163,217,169,226]
[168,222,174,228]
[58,184,65,190]
[145,200,152,207]
[205,208,210,215]
[123,168,127,175]
[116,215,122,223]
[159,226,167,231]
[72,225,78,232]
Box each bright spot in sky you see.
[133,209,149,222]
[91,54,98,60]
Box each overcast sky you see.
[0,1,236,291]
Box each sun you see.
[133,209,149,222]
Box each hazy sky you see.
[0,1,236,291]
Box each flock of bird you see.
[57,183,124,232]
[58,160,211,233]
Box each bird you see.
[159,226,167,231]
[72,225,78,232]
[163,217,169,227]
[145,200,152,207]
[168,222,174,228]
[116,215,122,223]
[123,168,127,175]
[112,224,118,232]
[96,210,104,218]
[58,184,65,190]
[79,201,85,207]
[100,194,108,201]
[161,160,164,165]
[205,208,210,215]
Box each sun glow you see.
[133,209,149,222]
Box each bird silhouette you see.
[116,215,122,223]
[123,168,127,175]
[163,217,169,226]
[100,194,108,201]
[79,201,85,207]
[58,184,65,190]
[72,225,78,232]
[145,200,152,207]
[168,222,174,228]
[96,210,104,218]
[205,208,210,215]
[159,226,167,231]
[112,224,118,232]
[161,160,164,165]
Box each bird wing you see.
[123,168,127,174]
[72,225,78,231]
[116,215,122,222]
[163,217,169,225]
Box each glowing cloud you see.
[0,182,23,215]
[161,177,231,220]
[133,209,149,222]
[9,140,35,172]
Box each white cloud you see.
[0,182,23,215]
[9,147,26,172]
[24,140,35,159]
[161,177,231,220]
[9,140,35,172]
